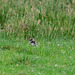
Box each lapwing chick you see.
[30,38,37,46]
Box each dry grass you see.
[0,0,75,39]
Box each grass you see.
[0,0,75,74]
[0,37,75,75]
[0,0,75,39]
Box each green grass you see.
[0,37,75,75]
[0,0,75,74]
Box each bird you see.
[29,38,37,46]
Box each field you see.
[0,0,75,75]
[0,37,75,75]
[0,0,75,39]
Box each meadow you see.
[0,37,75,75]
[0,0,75,75]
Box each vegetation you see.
[0,0,75,75]
[0,0,75,39]
[0,37,75,75]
